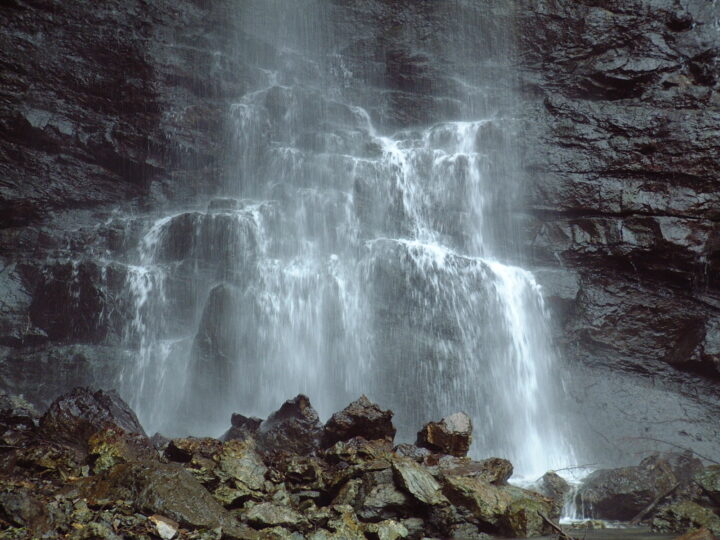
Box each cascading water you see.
[117,0,576,479]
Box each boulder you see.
[164,437,223,463]
[392,456,448,506]
[223,413,263,442]
[537,471,570,515]
[257,395,322,456]
[322,396,396,448]
[416,412,472,457]
[87,427,157,474]
[81,461,256,538]
[39,387,146,451]
[695,466,720,505]
[0,392,38,446]
[441,475,555,537]
[652,501,720,536]
[441,457,513,485]
[575,454,678,520]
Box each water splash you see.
[116,1,576,477]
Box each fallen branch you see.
[629,482,679,525]
[550,463,600,473]
[539,512,579,540]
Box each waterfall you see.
[117,0,575,478]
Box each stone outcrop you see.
[0,389,567,539]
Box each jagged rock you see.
[256,527,305,540]
[39,387,146,451]
[0,392,38,447]
[536,471,571,516]
[149,514,179,540]
[442,475,555,537]
[392,457,448,506]
[503,485,556,538]
[356,468,412,522]
[392,444,431,463]
[364,519,409,540]
[87,427,157,474]
[245,502,307,530]
[441,457,514,485]
[257,395,323,456]
[416,412,472,457]
[223,414,263,442]
[0,392,38,431]
[575,453,679,520]
[324,437,393,465]
[215,439,268,494]
[80,461,255,538]
[164,437,224,463]
[322,396,396,448]
[652,501,720,536]
[316,505,366,540]
[695,466,720,505]
[0,488,49,533]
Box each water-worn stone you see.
[39,387,146,451]
[536,471,570,516]
[257,395,322,456]
[322,396,396,448]
[652,501,720,536]
[576,454,678,520]
[442,475,512,530]
[416,412,472,457]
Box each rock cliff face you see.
[516,0,720,464]
[1,0,719,465]
[0,0,248,403]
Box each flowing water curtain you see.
[117,0,576,476]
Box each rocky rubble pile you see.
[0,389,558,539]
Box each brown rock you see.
[257,395,323,456]
[322,396,396,448]
[416,412,472,457]
[39,387,146,452]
